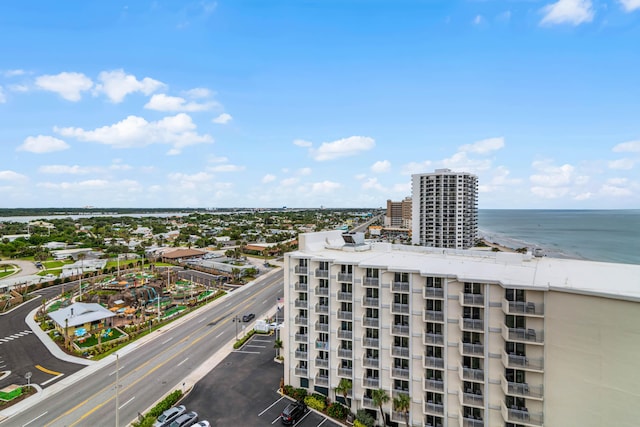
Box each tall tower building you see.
[411,169,478,249]
[385,197,412,229]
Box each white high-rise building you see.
[411,169,478,249]
[283,230,640,427]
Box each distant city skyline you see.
[1,1,639,209]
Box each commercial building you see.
[283,230,640,427]
[385,197,412,229]
[411,169,478,249]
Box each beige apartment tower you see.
[411,169,478,249]
[386,197,412,229]
[283,230,640,427]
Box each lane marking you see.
[109,366,125,376]
[161,337,173,345]
[198,318,206,323]
[177,358,189,367]
[119,396,135,410]
[215,332,224,338]
[262,299,268,304]
[41,374,65,386]
[258,396,285,416]
[22,411,48,427]
[35,365,62,376]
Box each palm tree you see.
[273,338,283,359]
[372,388,390,426]
[334,378,352,409]
[392,393,410,427]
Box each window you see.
[426,276,443,288]
[394,314,409,326]
[505,369,526,383]
[366,287,379,298]
[462,331,482,344]
[394,336,409,348]
[463,307,482,319]
[319,261,329,270]
[341,321,352,331]
[366,308,379,318]
[464,282,482,294]
[341,302,352,312]
[505,288,526,302]
[426,299,442,311]
[394,293,408,304]
[394,272,409,283]
[426,346,442,358]
[366,268,379,278]
[366,349,379,359]
[426,322,442,334]
[365,328,379,339]
[341,282,352,293]
[341,340,352,350]
[505,315,525,329]
[394,358,409,369]
[463,356,482,369]
[394,379,409,391]
[505,341,525,356]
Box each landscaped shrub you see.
[356,409,375,427]
[283,385,295,396]
[326,402,348,420]
[354,420,366,427]
[304,394,326,412]
[132,389,183,427]
[289,387,307,401]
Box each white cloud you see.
[0,170,27,181]
[0,86,5,103]
[600,183,633,197]
[262,174,276,183]
[619,0,640,12]
[145,93,217,112]
[531,186,570,199]
[281,177,299,187]
[401,161,433,175]
[355,174,367,180]
[497,11,512,22]
[3,69,25,77]
[208,155,229,163]
[362,177,387,192]
[613,140,640,153]
[371,160,391,173]
[297,167,312,176]
[35,72,93,101]
[212,113,233,124]
[39,165,96,174]
[540,0,594,26]
[17,135,70,153]
[608,158,636,170]
[185,87,212,99]
[293,139,313,148]
[55,113,213,155]
[311,136,375,161]
[311,180,342,193]
[459,137,505,154]
[574,192,593,201]
[167,172,215,190]
[530,160,575,186]
[209,164,245,172]
[392,182,411,193]
[473,15,484,25]
[9,84,29,92]
[95,69,165,103]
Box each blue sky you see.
[1,0,639,209]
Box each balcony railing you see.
[294,333,308,342]
[423,378,444,392]
[338,347,352,359]
[501,402,544,426]
[338,329,353,340]
[459,365,484,382]
[337,273,353,282]
[461,415,484,427]
[315,268,329,278]
[294,350,308,359]
[392,303,410,314]
[502,351,544,371]
[294,299,308,308]
[392,324,410,336]
[315,340,329,350]
[391,368,410,379]
[502,376,544,399]
[338,367,353,377]
[424,402,444,416]
[461,391,484,407]
[315,303,329,314]
[363,377,380,388]
[294,265,308,274]
[362,396,376,408]
[424,310,444,322]
[424,287,444,299]
[337,310,353,320]
[294,316,308,325]
[363,357,379,368]
[294,282,308,292]
[460,292,484,306]
[392,281,410,293]
[364,277,380,287]
[315,375,329,386]
[392,346,410,358]
[315,322,329,332]
[315,358,329,368]
[460,342,484,357]
[423,356,444,369]
[362,297,379,307]
[363,337,380,348]
[315,286,329,296]
[503,299,545,316]
[363,316,379,328]
[337,291,353,301]
[295,367,308,377]
[461,317,484,332]
[424,333,444,346]
[503,326,544,344]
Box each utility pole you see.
[115,353,119,427]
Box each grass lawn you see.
[0,270,16,279]
[76,328,124,348]
[162,306,186,318]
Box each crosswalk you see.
[0,329,33,344]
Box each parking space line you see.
[258,396,285,416]
[245,345,266,348]
[233,350,260,354]
[317,417,328,426]
[295,410,312,426]
[271,416,281,424]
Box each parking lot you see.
[180,333,342,427]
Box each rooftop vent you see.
[342,232,365,246]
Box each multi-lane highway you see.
[0,268,284,427]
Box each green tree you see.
[392,393,410,427]
[372,388,389,426]
[334,378,352,410]
[273,338,283,358]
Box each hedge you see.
[131,389,183,427]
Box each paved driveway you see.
[0,260,39,277]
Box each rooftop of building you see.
[290,230,640,303]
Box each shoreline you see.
[477,238,517,253]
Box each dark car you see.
[169,411,198,427]
[153,405,186,427]
[242,313,255,322]
[281,400,307,425]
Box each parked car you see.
[242,313,255,322]
[169,411,198,427]
[281,400,307,425]
[194,422,210,427]
[153,405,186,427]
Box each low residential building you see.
[284,230,640,427]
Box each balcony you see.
[391,303,410,314]
[423,356,444,369]
[362,396,376,409]
[391,367,410,379]
[338,347,352,359]
[315,321,329,332]
[424,287,444,299]
[502,326,544,345]
[294,315,308,326]
[460,317,484,332]
[338,329,353,340]
[295,367,308,377]
[392,346,410,358]
[338,367,353,377]
[363,377,380,388]
[424,402,444,416]
[392,281,410,293]
[391,411,408,424]
[460,292,484,307]
[460,342,484,357]
[501,402,544,426]
[315,374,329,386]
[294,350,308,359]
[294,299,308,308]
[315,358,329,368]
[502,299,544,317]
[294,265,308,274]
[295,333,308,342]
[363,316,380,328]
[424,309,444,322]
[315,286,329,296]
[337,273,353,282]
[362,297,379,307]
[423,333,444,346]
[363,277,380,287]
[337,310,353,320]
[423,378,444,392]
[460,414,484,427]
[315,268,329,278]
[315,340,329,350]
[502,351,544,372]
[337,291,353,301]
[363,357,379,368]
[315,303,329,314]
[501,376,544,400]
[363,337,380,348]
[392,324,410,336]
[294,282,308,292]
[460,391,484,407]
[459,365,484,382]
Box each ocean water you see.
[478,209,640,265]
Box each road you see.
[0,269,284,427]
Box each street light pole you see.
[115,353,119,427]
